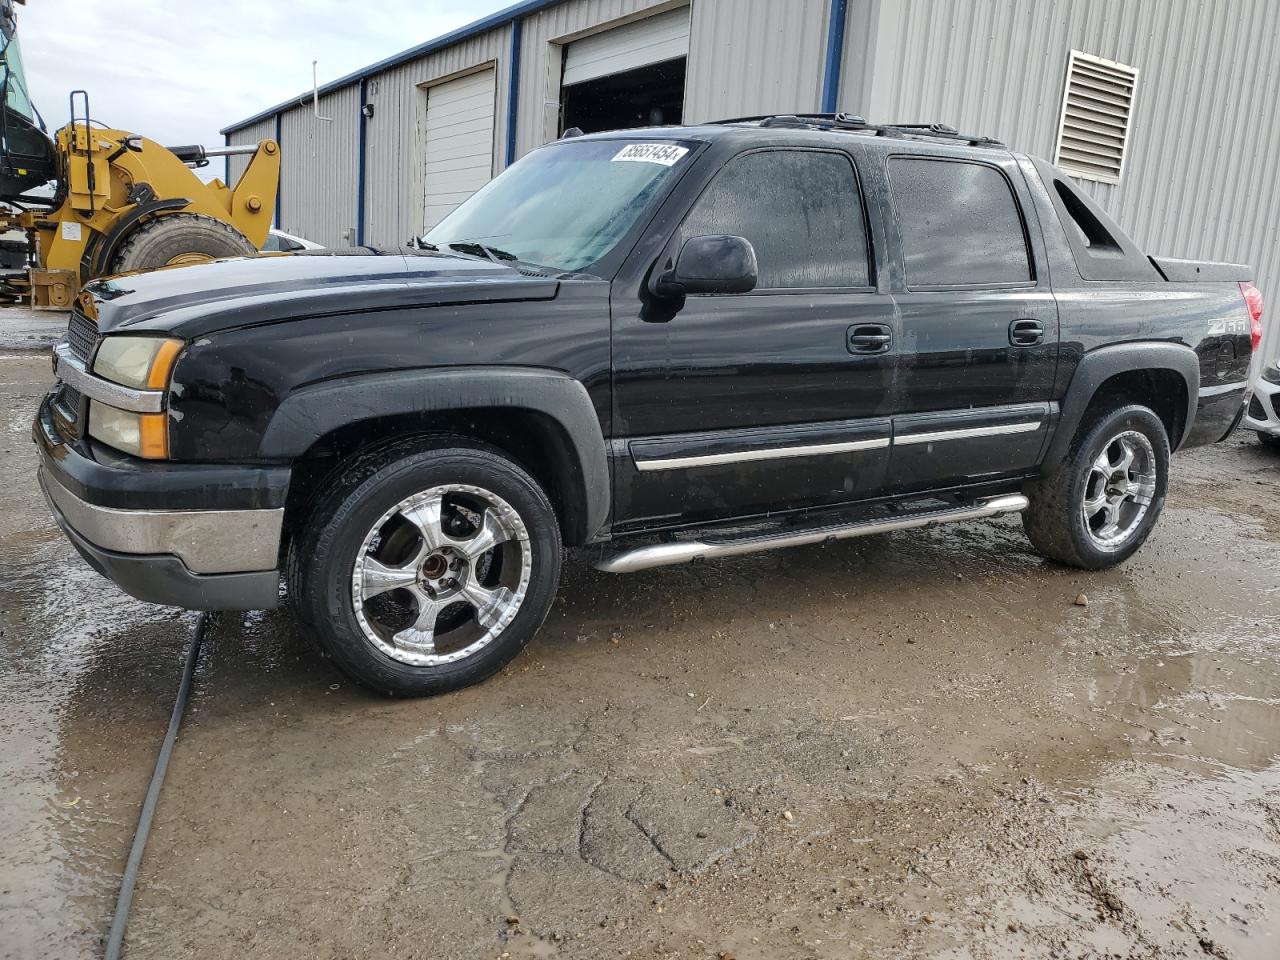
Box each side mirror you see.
[652,235,758,298]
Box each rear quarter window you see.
[888,157,1032,287]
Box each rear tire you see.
[108,213,256,274]
[292,443,562,697]
[1024,405,1170,570]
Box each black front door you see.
[610,146,898,531]
[881,152,1060,490]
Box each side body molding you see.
[1047,342,1200,463]
[259,366,611,540]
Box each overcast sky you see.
[18,0,513,172]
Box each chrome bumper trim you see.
[53,342,165,414]
[595,493,1030,574]
[39,465,282,574]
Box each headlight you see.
[88,336,182,458]
[92,336,183,389]
[1264,362,1280,386]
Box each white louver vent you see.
[1053,50,1138,184]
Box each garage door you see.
[422,68,496,231]
[562,7,691,86]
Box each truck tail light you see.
[1240,281,1263,353]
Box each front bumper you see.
[34,397,289,610]
[1243,376,1280,436]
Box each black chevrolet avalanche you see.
[35,114,1262,696]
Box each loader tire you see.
[108,213,255,275]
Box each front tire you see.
[1259,431,1280,450]
[292,444,562,696]
[1024,405,1170,570]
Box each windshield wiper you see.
[447,240,519,264]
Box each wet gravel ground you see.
[0,307,67,351]
[2,350,1278,960]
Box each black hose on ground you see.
[104,612,208,960]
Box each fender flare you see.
[259,366,611,540]
[1047,341,1200,462]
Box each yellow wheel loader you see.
[0,1,280,309]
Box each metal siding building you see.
[278,84,362,246]
[222,0,1280,360]
[684,0,833,122]
[363,26,513,246]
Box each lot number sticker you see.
[612,143,689,166]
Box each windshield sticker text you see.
[612,143,690,167]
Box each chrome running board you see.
[594,494,1030,574]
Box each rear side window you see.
[677,149,870,289]
[888,157,1032,287]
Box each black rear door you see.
[881,150,1059,491]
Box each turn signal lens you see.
[87,401,169,459]
[92,336,184,390]
[1240,281,1263,353]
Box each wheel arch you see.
[1048,343,1199,463]
[262,367,611,546]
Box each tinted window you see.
[889,157,1031,286]
[426,138,695,273]
[678,150,870,289]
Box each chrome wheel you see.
[1081,430,1157,550]
[351,484,532,666]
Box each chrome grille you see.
[66,308,99,364]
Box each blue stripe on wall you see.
[821,0,849,114]
[356,77,368,245]
[505,18,523,167]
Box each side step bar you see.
[594,494,1029,574]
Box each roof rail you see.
[709,113,1004,148]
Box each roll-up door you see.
[562,8,690,86]
[422,67,496,231]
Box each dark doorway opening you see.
[561,57,686,135]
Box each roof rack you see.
[709,113,1004,148]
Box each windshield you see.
[424,138,697,274]
[1,36,34,121]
